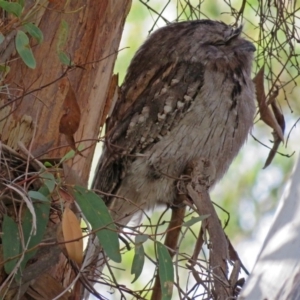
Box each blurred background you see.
[90,0,300,298]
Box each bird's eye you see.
[214,41,225,46]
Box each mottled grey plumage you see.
[93,20,256,224]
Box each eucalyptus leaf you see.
[56,20,73,65]
[0,33,4,44]
[59,144,84,164]
[16,202,50,280]
[17,0,24,7]
[24,23,43,44]
[0,64,10,77]
[15,30,36,69]
[131,244,145,283]
[58,51,72,66]
[0,1,22,17]
[43,161,53,167]
[157,242,174,300]
[40,172,56,193]
[2,215,21,274]
[57,19,69,51]
[1,203,51,279]
[183,214,210,227]
[135,234,148,245]
[28,190,49,202]
[73,186,121,263]
[59,149,75,164]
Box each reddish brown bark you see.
[0,0,131,298]
[1,0,131,185]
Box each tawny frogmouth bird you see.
[93,20,256,225]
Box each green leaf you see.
[43,161,53,167]
[38,184,51,197]
[40,172,56,193]
[23,204,50,254]
[59,144,84,164]
[15,202,50,280]
[0,33,4,44]
[57,19,69,51]
[60,149,76,164]
[15,30,36,69]
[28,190,49,202]
[131,234,148,283]
[58,51,72,66]
[2,215,21,274]
[0,1,22,17]
[157,242,174,300]
[73,186,121,263]
[56,20,73,66]
[135,234,148,245]
[183,214,210,227]
[24,23,43,44]
[17,0,24,7]
[131,243,145,283]
[0,64,10,77]
[2,203,50,279]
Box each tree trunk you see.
[0,0,131,298]
[240,154,300,299]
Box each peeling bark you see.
[0,0,131,298]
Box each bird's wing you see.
[93,22,212,195]
[110,60,205,156]
[93,58,205,196]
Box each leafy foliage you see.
[15,30,36,68]
[2,215,21,275]
[131,234,148,282]
[24,22,44,44]
[2,188,50,281]
[57,19,73,66]
[0,0,22,17]
[0,0,42,70]
[73,185,121,263]
[157,242,174,300]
